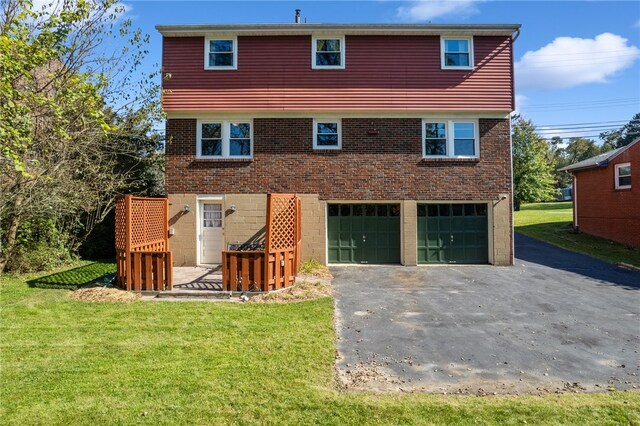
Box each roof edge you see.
[558,137,640,173]
[156,23,522,37]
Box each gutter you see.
[156,23,522,37]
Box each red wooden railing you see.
[115,195,173,291]
[222,194,301,292]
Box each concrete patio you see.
[172,266,223,292]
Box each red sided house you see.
[157,22,520,267]
[559,139,640,248]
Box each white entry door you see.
[200,203,223,264]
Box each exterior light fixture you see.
[229,204,237,212]
[184,204,191,213]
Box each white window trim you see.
[204,36,238,70]
[196,119,253,159]
[422,119,480,159]
[313,118,342,150]
[311,35,346,70]
[440,36,474,70]
[615,162,631,189]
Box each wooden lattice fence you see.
[222,194,301,292]
[115,195,172,291]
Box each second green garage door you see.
[417,203,489,264]
[327,204,401,264]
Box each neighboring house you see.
[559,139,640,248]
[157,22,520,266]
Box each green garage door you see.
[327,204,401,264]
[417,203,488,264]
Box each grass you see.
[514,202,640,268]
[299,258,332,277]
[1,264,639,424]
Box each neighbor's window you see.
[615,163,631,189]
[313,119,341,149]
[312,36,345,69]
[205,38,237,70]
[423,120,478,158]
[441,37,473,69]
[197,120,252,158]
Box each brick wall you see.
[166,117,512,201]
[574,143,640,247]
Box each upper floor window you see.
[423,120,479,158]
[312,36,345,69]
[615,163,631,189]
[205,37,237,70]
[313,119,342,149]
[441,37,473,70]
[197,120,252,158]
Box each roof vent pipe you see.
[295,9,301,24]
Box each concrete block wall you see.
[299,194,326,264]
[224,194,267,247]
[167,194,197,266]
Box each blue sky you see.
[120,0,640,142]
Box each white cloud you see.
[397,0,482,22]
[515,33,640,90]
[513,94,528,116]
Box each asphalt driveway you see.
[332,233,640,394]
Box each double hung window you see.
[198,121,252,158]
[615,163,631,189]
[423,120,479,158]
[441,37,473,70]
[205,38,237,70]
[312,36,345,69]
[313,119,342,149]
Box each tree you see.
[600,112,640,150]
[512,115,558,211]
[0,0,162,272]
[551,137,603,189]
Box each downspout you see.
[508,28,520,265]
[573,174,578,231]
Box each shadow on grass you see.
[515,233,640,291]
[27,261,116,290]
[518,201,572,211]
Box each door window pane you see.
[203,204,222,227]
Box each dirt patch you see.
[249,280,332,303]
[69,287,141,303]
[341,357,405,391]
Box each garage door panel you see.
[328,204,400,264]
[418,203,488,264]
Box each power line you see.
[536,131,640,141]
[523,103,638,113]
[522,97,638,107]
[535,119,637,128]
[536,123,639,132]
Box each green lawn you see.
[1,264,639,425]
[514,202,640,268]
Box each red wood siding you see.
[162,35,514,111]
[573,143,640,247]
